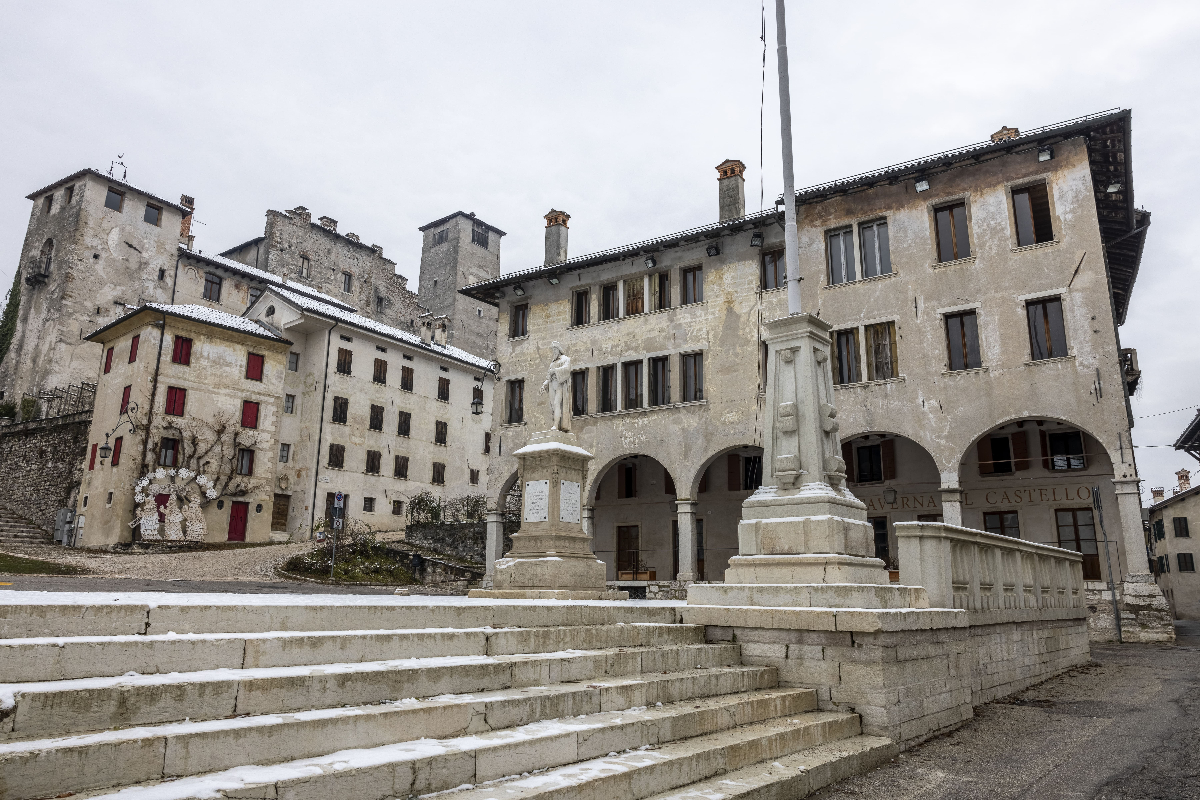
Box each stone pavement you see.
[810,623,1200,800]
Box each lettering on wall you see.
[859,484,1094,512]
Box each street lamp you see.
[98,402,139,465]
[883,487,898,505]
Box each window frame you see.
[571,369,588,416]
[934,201,972,263]
[172,336,193,366]
[509,303,529,338]
[279,443,291,463]
[1011,181,1054,247]
[506,379,525,424]
[284,393,296,414]
[1026,296,1069,361]
[571,289,591,326]
[341,272,353,293]
[143,203,163,227]
[983,510,1021,538]
[241,400,260,429]
[245,352,265,381]
[158,437,179,467]
[648,356,670,407]
[832,328,861,385]
[858,218,892,278]
[327,443,345,469]
[651,272,671,311]
[944,310,981,371]
[682,352,704,402]
[863,321,899,381]
[336,347,353,376]
[601,284,620,321]
[600,364,618,413]
[826,227,856,285]
[681,266,704,305]
[761,249,786,291]
[622,360,643,410]
[287,352,300,372]
[104,187,125,212]
[202,272,223,303]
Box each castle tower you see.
[417,212,503,359]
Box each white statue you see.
[542,341,572,432]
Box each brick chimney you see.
[1152,487,1166,503]
[318,215,338,232]
[1177,469,1191,494]
[179,195,195,250]
[544,210,569,266]
[716,160,746,221]
[288,206,312,224]
[990,126,1020,142]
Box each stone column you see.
[675,500,698,582]
[939,487,964,527]
[1110,476,1174,642]
[1111,478,1146,578]
[582,505,595,544]
[482,510,505,589]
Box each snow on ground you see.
[0,590,685,607]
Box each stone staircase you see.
[0,596,896,800]
[0,507,49,545]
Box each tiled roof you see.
[179,246,356,310]
[85,303,290,344]
[25,168,189,212]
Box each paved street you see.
[813,622,1200,800]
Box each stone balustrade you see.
[896,521,1085,617]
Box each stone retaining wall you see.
[0,411,91,534]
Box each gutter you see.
[309,321,338,533]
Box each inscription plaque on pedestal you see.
[560,480,580,523]
[523,480,549,523]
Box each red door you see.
[227,501,249,542]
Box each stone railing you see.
[896,521,1085,614]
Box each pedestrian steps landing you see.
[0,507,49,545]
[0,596,897,800]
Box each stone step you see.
[641,735,898,800]
[0,683,812,800]
[68,699,846,800]
[2,623,706,682]
[1,645,750,740]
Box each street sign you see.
[333,518,343,530]
[334,492,344,509]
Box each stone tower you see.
[417,212,504,359]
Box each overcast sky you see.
[2,1,1198,502]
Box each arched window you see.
[39,239,53,275]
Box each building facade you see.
[1147,472,1200,620]
[463,110,1152,594]
[417,212,505,359]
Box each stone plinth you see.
[469,430,625,601]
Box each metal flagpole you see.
[775,0,802,316]
[1094,485,1123,643]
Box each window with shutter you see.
[397,410,411,436]
[104,347,114,374]
[880,439,897,481]
[1011,431,1030,470]
[438,377,450,401]
[164,386,186,416]
[241,400,259,429]
[120,385,132,414]
[401,365,414,391]
[1173,517,1190,538]
[336,348,353,375]
[432,462,446,485]
[110,437,123,466]
[172,336,193,365]
[373,358,388,384]
[394,455,409,479]
[246,353,264,381]
[327,443,345,469]
[369,404,384,431]
[128,334,140,363]
[366,450,381,474]
[88,443,98,471]
[332,396,349,424]
[236,448,255,476]
[727,453,742,491]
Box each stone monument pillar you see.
[688,313,926,609]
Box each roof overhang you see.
[85,305,292,346]
[26,169,189,213]
[1173,410,1200,463]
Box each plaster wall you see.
[1148,493,1200,619]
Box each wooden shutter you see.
[841,441,854,482]
[617,465,628,499]
[728,453,742,491]
[881,439,896,481]
[978,437,994,475]
[104,347,114,373]
[88,443,97,471]
[1039,429,1050,469]
[1011,431,1030,470]
[128,334,140,363]
[246,353,264,381]
[111,437,123,466]
[241,401,259,429]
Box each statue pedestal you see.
[469,430,625,601]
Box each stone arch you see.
[684,444,762,499]
[588,453,683,583]
[585,452,682,506]
[953,414,1117,486]
[496,469,520,513]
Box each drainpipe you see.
[309,321,338,533]
[135,312,169,542]
[170,252,183,304]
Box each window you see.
[859,219,891,278]
[236,449,255,476]
[432,228,449,246]
[622,361,643,410]
[856,443,884,483]
[1026,297,1068,360]
[39,239,53,275]
[120,385,132,414]
[279,443,291,463]
[104,188,124,211]
[394,455,409,478]
[369,357,387,385]
[363,497,376,512]
[375,295,385,314]
[435,420,448,445]
[287,352,299,372]
[249,287,263,305]
[649,356,670,406]
[625,278,644,315]
[299,256,311,278]
[341,272,353,293]
[397,410,412,436]
[934,202,971,262]
[241,401,260,429]
[726,453,763,491]
[978,435,1014,475]
[1173,517,1190,538]
[1047,430,1086,470]
[202,273,223,302]
[284,394,296,414]
[401,365,414,391]
[1180,553,1196,572]
[864,322,898,381]
[572,290,590,326]
[617,462,637,498]
[484,432,492,454]
[376,345,388,353]
[984,511,1021,538]
[331,396,349,424]
[945,311,981,371]
[42,195,53,215]
[601,284,619,321]
[1056,508,1100,580]
[365,450,381,474]
[510,304,529,338]
[849,439,896,484]
[506,379,524,424]
[392,499,405,515]
[571,370,588,416]
[402,353,414,361]
[761,250,786,290]
[1013,183,1053,247]
[682,267,703,304]
[143,203,162,226]
[600,365,618,412]
[832,329,861,385]
[369,404,384,431]
[470,468,480,485]
[327,443,345,468]
[88,442,98,471]
[437,377,450,402]
[104,347,114,374]
[245,353,264,381]
[870,517,890,562]
[129,334,140,363]
[158,438,179,467]
[64,185,74,204]
[651,272,671,311]
[827,228,856,284]
[472,221,489,248]
[432,462,446,485]
[110,437,123,466]
[172,336,193,366]
[164,386,187,416]
[681,353,703,402]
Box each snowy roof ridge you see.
[85,303,291,344]
[179,245,356,310]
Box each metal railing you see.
[16,381,97,422]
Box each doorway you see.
[617,525,647,579]
[1056,508,1101,580]
[869,516,889,563]
[227,501,249,542]
[271,494,291,532]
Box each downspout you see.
[170,252,183,304]
[309,321,338,533]
[136,312,169,542]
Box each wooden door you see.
[616,525,640,577]
[271,494,291,531]
[227,501,249,542]
[1056,508,1101,580]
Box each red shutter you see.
[173,336,192,365]
[111,436,123,466]
[181,337,192,365]
[128,334,140,363]
[978,438,994,475]
[664,468,676,495]
[104,347,114,374]
[727,453,742,491]
[246,353,264,381]
[841,441,855,482]
[120,385,131,414]
[881,439,897,480]
[1011,431,1030,470]
[165,387,186,416]
[88,443,97,471]
[241,401,259,429]
[1039,429,1050,469]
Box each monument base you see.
[467,588,629,600]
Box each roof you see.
[85,303,291,345]
[418,211,507,236]
[179,246,357,311]
[1173,410,1200,461]
[459,109,1146,322]
[219,236,265,256]
[268,287,497,373]
[1149,482,1200,513]
[25,168,189,213]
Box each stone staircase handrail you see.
[896,521,1085,613]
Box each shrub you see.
[0,400,15,419]
[19,397,39,422]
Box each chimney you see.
[318,215,338,232]
[288,206,312,224]
[544,210,570,265]
[345,232,360,243]
[1152,487,1166,504]
[990,126,1020,142]
[431,316,449,346]
[179,195,195,250]
[370,244,384,256]
[1177,469,1191,494]
[716,160,746,221]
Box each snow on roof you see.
[25,168,188,212]
[86,303,289,343]
[271,287,497,372]
[179,246,356,311]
